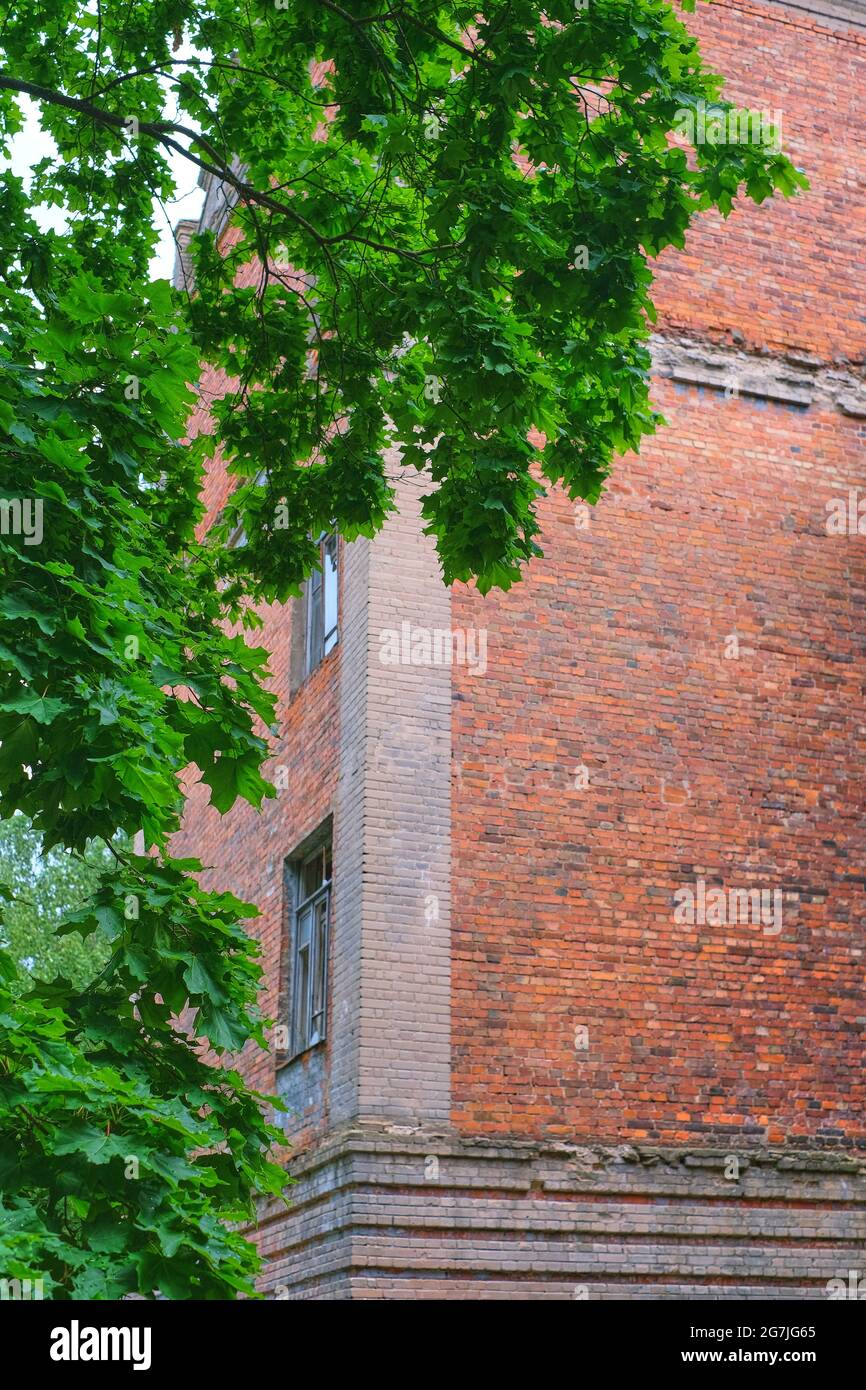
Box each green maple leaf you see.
[0,693,68,724]
[53,1124,127,1165]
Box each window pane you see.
[307,565,323,671]
[294,942,310,1051]
[310,895,329,1044]
[289,841,331,1056]
[323,535,338,653]
[297,903,313,946]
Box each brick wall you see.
[256,1127,866,1299]
[451,0,866,1152]
[653,0,866,359]
[452,380,865,1147]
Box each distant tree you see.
[0,814,112,992]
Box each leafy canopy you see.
[0,0,804,1297]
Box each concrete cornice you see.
[651,335,866,417]
[279,1119,866,1181]
[756,0,866,32]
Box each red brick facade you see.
[450,0,866,1150]
[452,375,865,1146]
[174,0,866,1297]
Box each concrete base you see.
[255,1126,866,1299]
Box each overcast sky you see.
[6,90,205,282]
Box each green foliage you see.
[0,209,285,1297]
[0,928,284,1298]
[0,0,805,1297]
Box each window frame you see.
[224,471,266,552]
[304,532,339,676]
[288,839,332,1059]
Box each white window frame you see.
[305,532,339,675]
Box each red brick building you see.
[174,0,866,1298]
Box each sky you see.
[6,89,205,283]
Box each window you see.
[224,472,267,550]
[290,839,332,1055]
[305,533,339,674]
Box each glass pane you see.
[297,903,313,946]
[323,535,338,653]
[294,942,310,1050]
[307,567,324,670]
[310,895,329,1044]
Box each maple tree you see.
[0,0,805,1297]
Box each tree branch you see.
[0,71,457,264]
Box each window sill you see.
[289,637,340,704]
[305,635,339,682]
[275,1038,326,1070]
